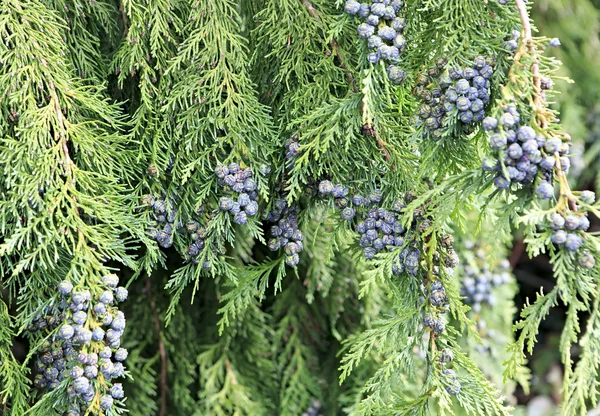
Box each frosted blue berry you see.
[456,97,471,111]
[386,65,406,85]
[344,0,361,14]
[393,34,406,50]
[549,38,561,47]
[364,247,377,260]
[366,14,379,26]
[75,328,92,344]
[111,383,125,399]
[433,320,446,333]
[565,234,583,252]
[102,274,119,288]
[370,3,386,17]
[459,111,473,123]
[494,175,510,189]
[578,252,595,269]
[71,291,86,305]
[357,23,375,39]
[72,311,87,325]
[544,137,562,154]
[455,79,470,95]
[233,211,248,225]
[505,40,518,51]
[58,324,75,340]
[115,287,128,302]
[378,26,396,41]
[507,143,523,159]
[564,215,580,231]
[391,17,406,32]
[58,281,73,296]
[285,253,300,267]
[114,348,128,362]
[341,207,356,221]
[358,3,370,17]
[84,365,98,379]
[92,327,105,342]
[540,156,555,171]
[552,230,567,245]
[219,197,234,211]
[578,216,590,231]
[580,191,596,204]
[536,182,554,200]
[482,157,498,172]
[73,376,90,394]
[548,213,565,230]
[99,290,114,305]
[318,180,334,195]
[100,395,114,409]
[111,318,126,333]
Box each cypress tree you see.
[1,0,600,415]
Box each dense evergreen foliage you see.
[1,0,600,415]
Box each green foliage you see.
[1,0,600,415]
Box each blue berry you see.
[535,182,554,200]
[578,252,595,269]
[507,143,523,159]
[58,281,73,296]
[494,175,510,189]
[565,234,583,252]
[580,191,596,204]
[544,138,562,154]
[99,291,114,305]
[92,327,105,342]
[344,0,361,14]
[552,230,567,245]
[73,376,90,394]
[391,17,406,32]
[548,213,565,230]
[455,79,470,95]
[58,324,75,340]
[115,287,128,302]
[549,38,561,47]
[386,65,406,84]
[111,383,125,399]
[358,23,375,39]
[114,348,128,362]
[100,395,114,409]
[564,215,580,231]
[578,216,590,231]
[341,207,356,221]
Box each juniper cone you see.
[2,1,600,415]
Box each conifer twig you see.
[145,277,168,416]
[514,0,577,212]
[301,0,359,93]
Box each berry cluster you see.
[504,29,520,52]
[32,275,128,413]
[344,0,407,85]
[143,195,178,249]
[183,218,217,270]
[460,243,511,313]
[548,211,594,258]
[482,105,571,191]
[414,56,494,139]
[216,163,259,226]
[266,198,304,267]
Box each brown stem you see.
[301,0,359,93]
[119,1,129,36]
[225,360,238,385]
[145,278,168,416]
